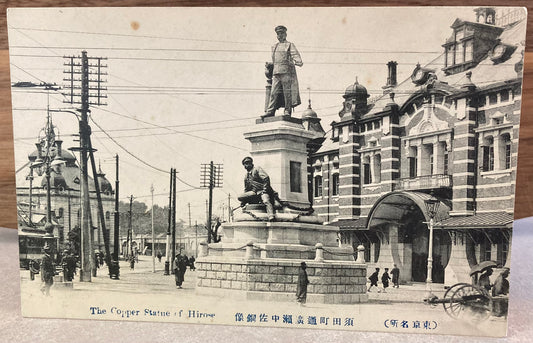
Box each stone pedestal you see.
[244,116,315,208]
[196,258,368,304]
[196,220,368,304]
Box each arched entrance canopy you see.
[366,191,450,229]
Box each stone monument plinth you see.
[196,116,368,304]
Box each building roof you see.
[434,212,513,229]
[366,18,526,117]
[312,16,526,157]
[328,217,368,230]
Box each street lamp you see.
[424,196,440,300]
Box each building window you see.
[465,40,473,62]
[58,208,64,218]
[501,134,512,170]
[290,161,301,193]
[489,93,498,105]
[363,156,372,184]
[374,154,381,183]
[444,152,449,175]
[456,42,465,64]
[105,211,110,220]
[483,241,492,262]
[501,90,509,102]
[332,173,339,196]
[446,45,454,68]
[429,150,434,175]
[374,121,381,129]
[314,175,323,197]
[482,137,495,172]
[409,156,417,178]
[497,241,509,267]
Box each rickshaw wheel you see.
[442,283,471,318]
[450,284,492,323]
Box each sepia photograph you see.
[6,6,528,337]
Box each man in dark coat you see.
[173,254,187,289]
[381,268,391,293]
[492,268,510,317]
[368,267,380,292]
[189,256,196,271]
[391,264,400,288]
[296,261,309,305]
[237,157,276,221]
[40,243,55,296]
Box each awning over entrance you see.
[434,212,513,229]
[367,191,451,229]
[327,218,368,231]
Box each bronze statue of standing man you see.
[263,25,303,118]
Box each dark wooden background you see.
[1,1,532,229]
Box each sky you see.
[7,6,516,225]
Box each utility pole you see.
[171,168,177,266]
[151,184,155,273]
[228,193,232,223]
[195,220,198,257]
[87,135,113,277]
[164,168,172,275]
[112,154,120,278]
[200,161,223,243]
[129,195,133,258]
[63,50,107,282]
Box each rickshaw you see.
[425,261,509,322]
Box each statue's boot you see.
[261,112,274,119]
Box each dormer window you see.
[442,16,503,75]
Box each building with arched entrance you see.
[310,8,523,286]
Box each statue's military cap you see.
[275,25,287,33]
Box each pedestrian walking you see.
[173,253,187,289]
[368,267,380,292]
[40,243,55,296]
[296,261,309,306]
[189,256,196,271]
[129,255,135,270]
[156,250,162,263]
[391,264,400,288]
[381,268,391,293]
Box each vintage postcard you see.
[7,7,527,337]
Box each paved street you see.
[18,254,507,337]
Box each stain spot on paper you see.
[131,21,140,31]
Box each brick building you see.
[309,8,526,285]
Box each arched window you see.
[314,175,323,197]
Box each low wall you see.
[195,258,368,304]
